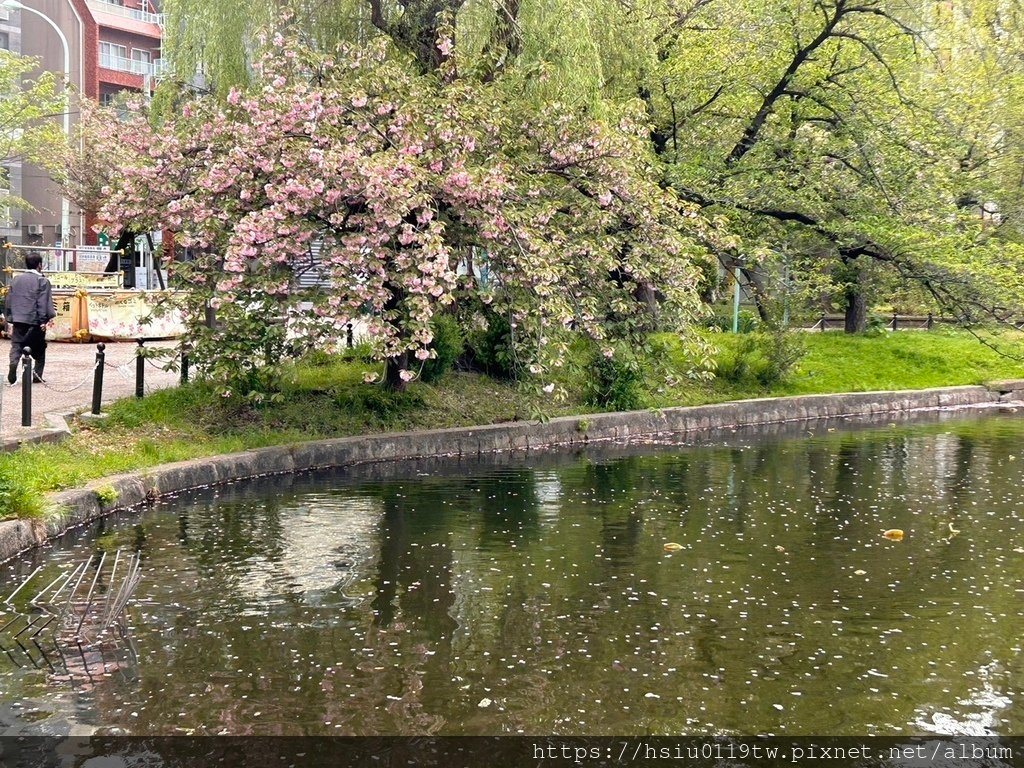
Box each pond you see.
[1,411,1023,736]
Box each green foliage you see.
[343,340,375,362]
[0,51,65,210]
[714,331,805,389]
[465,309,519,379]
[95,485,119,507]
[705,310,759,334]
[583,347,645,411]
[421,314,464,383]
[304,349,335,368]
[0,468,42,520]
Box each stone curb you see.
[0,383,1015,564]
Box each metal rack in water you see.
[0,550,142,684]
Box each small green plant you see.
[0,469,41,520]
[342,339,375,362]
[304,349,335,368]
[95,485,119,507]
[576,418,590,433]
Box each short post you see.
[91,343,105,416]
[135,339,145,399]
[927,313,934,331]
[891,312,898,331]
[346,323,354,349]
[732,266,741,333]
[819,313,826,332]
[180,345,190,384]
[20,347,31,427]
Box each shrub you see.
[705,309,759,334]
[421,314,464,383]
[715,331,804,388]
[583,348,645,411]
[465,310,518,379]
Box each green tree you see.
[649,0,1024,330]
[0,50,65,210]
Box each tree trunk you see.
[844,285,867,333]
[384,351,410,392]
[633,281,659,330]
[740,266,773,325]
[842,256,868,333]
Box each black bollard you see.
[135,339,145,399]
[346,323,354,349]
[20,347,31,427]
[819,313,826,332]
[891,312,898,331]
[181,346,190,384]
[92,343,106,416]
[927,312,934,331]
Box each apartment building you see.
[13,0,163,249]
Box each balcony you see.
[99,52,165,77]
[88,0,165,27]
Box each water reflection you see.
[0,413,1022,736]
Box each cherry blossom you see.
[83,37,721,395]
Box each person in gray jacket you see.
[4,253,56,384]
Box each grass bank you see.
[2,328,1022,520]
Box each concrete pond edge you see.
[2,381,1024,563]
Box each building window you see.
[130,48,151,75]
[0,32,9,50]
[99,42,128,70]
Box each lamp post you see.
[2,0,71,268]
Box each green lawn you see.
[2,328,1022,520]
[778,331,1024,394]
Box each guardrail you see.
[804,314,1024,331]
[99,53,164,77]
[15,340,186,428]
[89,0,165,26]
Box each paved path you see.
[0,340,180,443]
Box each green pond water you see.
[2,411,1024,736]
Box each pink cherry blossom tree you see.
[86,37,722,397]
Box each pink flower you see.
[351,93,368,108]
[437,36,454,57]
[399,369,414,382]
[227,88,241,105]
